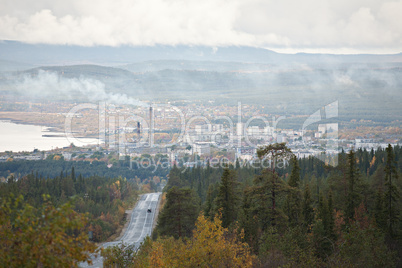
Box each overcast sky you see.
[1,0,401,54]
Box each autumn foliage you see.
[103,213,256,267]
[0,195,97,267]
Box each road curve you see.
[81,192,161,268]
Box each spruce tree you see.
[166,164,183,190]
[314,193,335,259]
[384,144,399,237]
[72,167,76,181]
[327,190,335,240]
[346,149,360,222]
[157,187,199,238]
[302,183,314,229]
[215,168,239,228]
[204,185,215,219]
[374,189,386,229]
[285,156,302,226]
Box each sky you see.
[0,0,401,54]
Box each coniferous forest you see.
[1,144,401,267]
[0,171,140,243]
[0,168,141,266]
[103,144,402,267]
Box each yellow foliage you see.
[118,205,125,218]
[142,183,151,193]
[153,176,161,184]
[0,196,97,267]
[149,241,165,267]
[159,193,167,212]
[370,156,376,168]
[53,155,61,161]
[144,213,256,268]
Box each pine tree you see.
[215,168,240,228]
[235,158,240,169]
[166,164,183,190]
[71,166,76,183]
[285,156,302,226]
[314,193,335,259]
[302,183,314,229]
[157,187,199,238]
[247,169,287,231]
[318,194,330,233]
[240,186,262,253]
[204,185,215,219]
[346,149,360,222]
[327,191,335,240]
[257,143,293,228]
[384,144,399,237]
[374,189,386,230]
[288,156,301,188]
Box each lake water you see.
[0,120,100,152]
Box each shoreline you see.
[0,114,64,133]
[0,118,102,153]
[0,115,100,140]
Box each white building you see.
[212,124,224,132]
[318,124,326,134]
[62,152,72,160]
[192,142,211,155]
[195,124,210,135]
[236,123,244,136]
[264,126,274,136]
[276,133,287,143]
[247,126,261,136]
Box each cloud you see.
[15,70,148,106]
[0,0,401,53]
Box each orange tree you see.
[0,195,97,267]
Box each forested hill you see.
[135,144,402,267]
[0,158,168,182]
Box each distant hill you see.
[0,63,398,126]
[1,40,402,67]
[0,41,401,127]
[25,64,135,78]
[0,59,33,72]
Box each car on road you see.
[147,208,152,213]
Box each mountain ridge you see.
[1,40,401,68]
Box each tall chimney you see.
[137,122,141,142]
[149,106,154,147]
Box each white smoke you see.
[16,70,148,107]
[333,73,358,87]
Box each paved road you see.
[81,192,161,267]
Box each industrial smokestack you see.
[137,121,141,143]
[149,106,154,147]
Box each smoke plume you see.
[15,70,148,107]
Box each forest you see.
[0,164,145,266]
[104,144,402,267]
[0,169,142,243]
[0,155,169,182]
[1,144,401,267]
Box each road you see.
[81,192,161,267]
